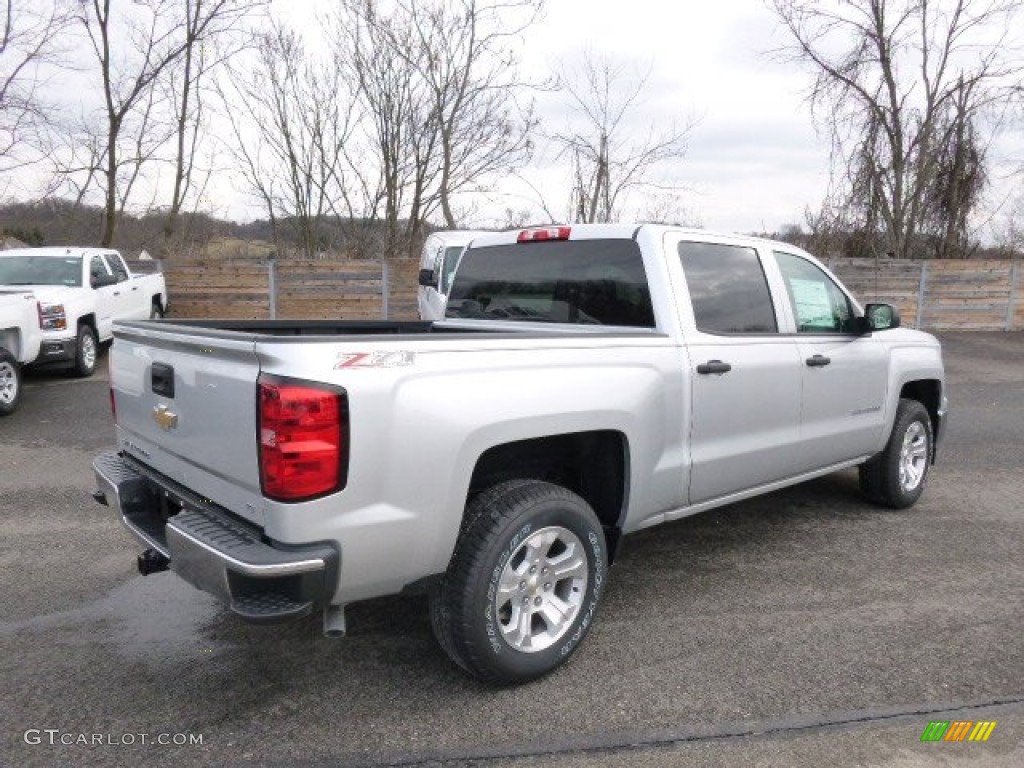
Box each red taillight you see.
[109,387,116,418]
[258,377,348,502]
[517,226,571,242]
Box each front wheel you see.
[71,324,98,378]
[859,398,933,509]
[431,480,607,685]
[0,350,22,416]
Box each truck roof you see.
[0,247,116,258]
[469,224,808,253]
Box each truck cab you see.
[416,230,488,320]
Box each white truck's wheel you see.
[72,324,98,377]
[0,350,22,416]
[432,479,607,685]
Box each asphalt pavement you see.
[1,333,1021,767]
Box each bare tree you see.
[160,0,266,255]
[332,0,540,252]
[73,0,264,247]
[219,20,364,259]
[75,0,186,245]
[402,0,540,228]
[770,0,1024,259]
[337,0,435,255]
[0,1,74,176]
[551,50,695,223]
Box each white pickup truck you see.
[93,224,946,684]
[0,247,167,377]
[0,292,43,415]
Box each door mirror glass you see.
[864,303,900,331]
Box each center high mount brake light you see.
[517,226,571,243]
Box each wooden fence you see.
[132,258,421,321]
[824,258,1023,331]
[133,255,1024,331]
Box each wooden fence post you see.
[1007,260,1021,332]
[381,258,390,320]
[267,258,277,320]
[915,262,929,329]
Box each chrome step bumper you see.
[93,450,338,623]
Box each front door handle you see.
[696,360,732,375]
[806,355,831,367]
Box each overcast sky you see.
[254,0,832,235]
[33,0,1018,240]
[440,0,1019,239]
[495,0,832,234]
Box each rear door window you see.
[447,239,655,327]
[678,241,777,333]
[106,254,129,282]
[90,256,111,283]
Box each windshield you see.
[0,255,82,287]
[446,239,655,327]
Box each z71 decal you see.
[334,351,416,370]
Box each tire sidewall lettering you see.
[560,529,605,658]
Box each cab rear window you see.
[445,239,655,327]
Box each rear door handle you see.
[806,355,831,367]
[696,360,732,375]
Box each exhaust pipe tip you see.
[323,605,347,638]
[137,549,170,576]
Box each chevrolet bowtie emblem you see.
[153,405,178,431]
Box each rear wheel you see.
[0,350,22,416]
[859,398,933,509]
[431,479,607,685]
[71,324,98,378]
[150,301,164,319]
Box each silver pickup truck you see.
[93,224,946,684]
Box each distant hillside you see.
[0,199,423,260]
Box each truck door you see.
[88,255,117,339]
[672,238,805,505]
[104,253,138,322]
[772,251,889,468]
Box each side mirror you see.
[91,273,117,288]
[418,268,438,289]
[862,303,901,332]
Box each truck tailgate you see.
[111,323,265,525]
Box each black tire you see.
[0,349,22,416]
[859,398,933,509]
[430,479,538,673]
[150,301,164,319]
[71,324,98,378]
[432,479,607,685]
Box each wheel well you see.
[899,379,941,446]
[151,295,163,311]
[468,431,629,561]
[78,314,96,332]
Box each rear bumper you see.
[93,450,339,623]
